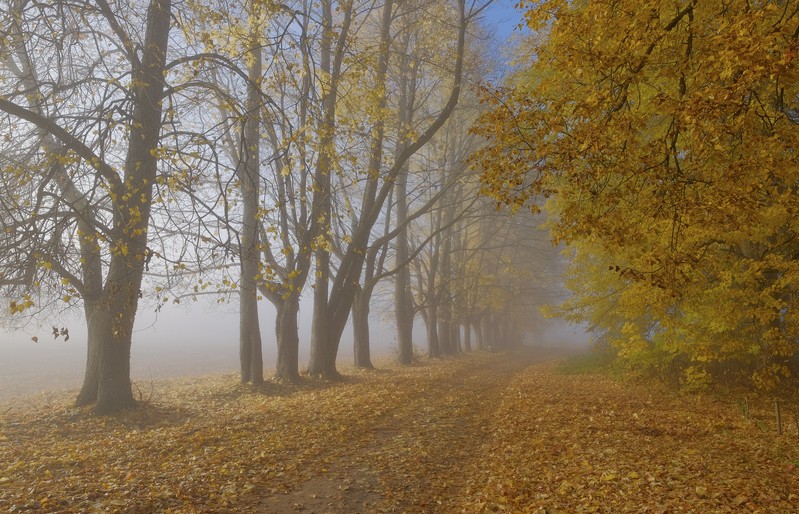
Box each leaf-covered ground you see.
[1,348,797,513]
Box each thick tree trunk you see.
[393,32,415,367]
[474,318,485,350]
[491,316,500,349]
[494,320,501,348]
[313,290,351,377]
[92,0,171,414]
[275,298,301,381]
[239,282,263,384]
[307,0,342,379]
[94,304,135,414]
[92,270,141,414]
[309,253,336,376]
[239,32,264,385]
[394,212,414,362]
[352,287,374,369]
[425,236,441,360]
[481,315,492,350]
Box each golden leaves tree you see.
[474,0,799,389]
[0,0,173,412]
[307,0,475,376]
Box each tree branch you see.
[0,98,123,194]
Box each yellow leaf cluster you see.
[474,0,799,389]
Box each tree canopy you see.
[474,0,799,389]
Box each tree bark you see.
[309,260,334,376]
[394,65,417,366]
[426,303,440,359]
[450,323,460,352]
[75,302,101,406]
[481,315,492,350]
[395,269,414,363]
[275,297,301,381]
[239,23,264,385]
[425,222,442,360]
[307,0,349,378]
[439,318,453,355]
[93,301,134,414]
[92,0,171,413]
[352,286,374,368]
[438,231,453,355]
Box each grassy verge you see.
[556,347,618,375]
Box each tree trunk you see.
[437,188,454,355]
[481,315,492,350]
[92,0,171,414]
[463,322,471,352]
[94,304,134,414]
[395,254,414,364]
[309,253,335,376]
[491,316,500,349]
[239,29,264,385]
[393,31,415,368]
[474,318,485,350]
[239,279,263,384]
[439,318,453,355]
[92,268,141,413]
[352,286,374,368]
[426,303,440,359]
[75,304,101,406]
[451,323,461,353]
[425,228,442,360]
[307,0,343,379]
[275,297,301,381]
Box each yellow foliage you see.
[9,295,34,314]
[474,0,799,389]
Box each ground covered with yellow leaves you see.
[1,348,797,513]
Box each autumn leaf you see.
[1,351,797,513]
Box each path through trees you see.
[3,349,798,512]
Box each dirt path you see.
[257,346,799,513]
[258,346,570,513]
[4,346,794,513]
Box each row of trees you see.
[476,0,799,390]
[0,0,555,413]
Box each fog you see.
[0,296,389,401]
[0,0,570,405]
[0,291,586,402]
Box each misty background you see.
[0,292,585,401]
[0,0,586,402]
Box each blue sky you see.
[482,0,527,45]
